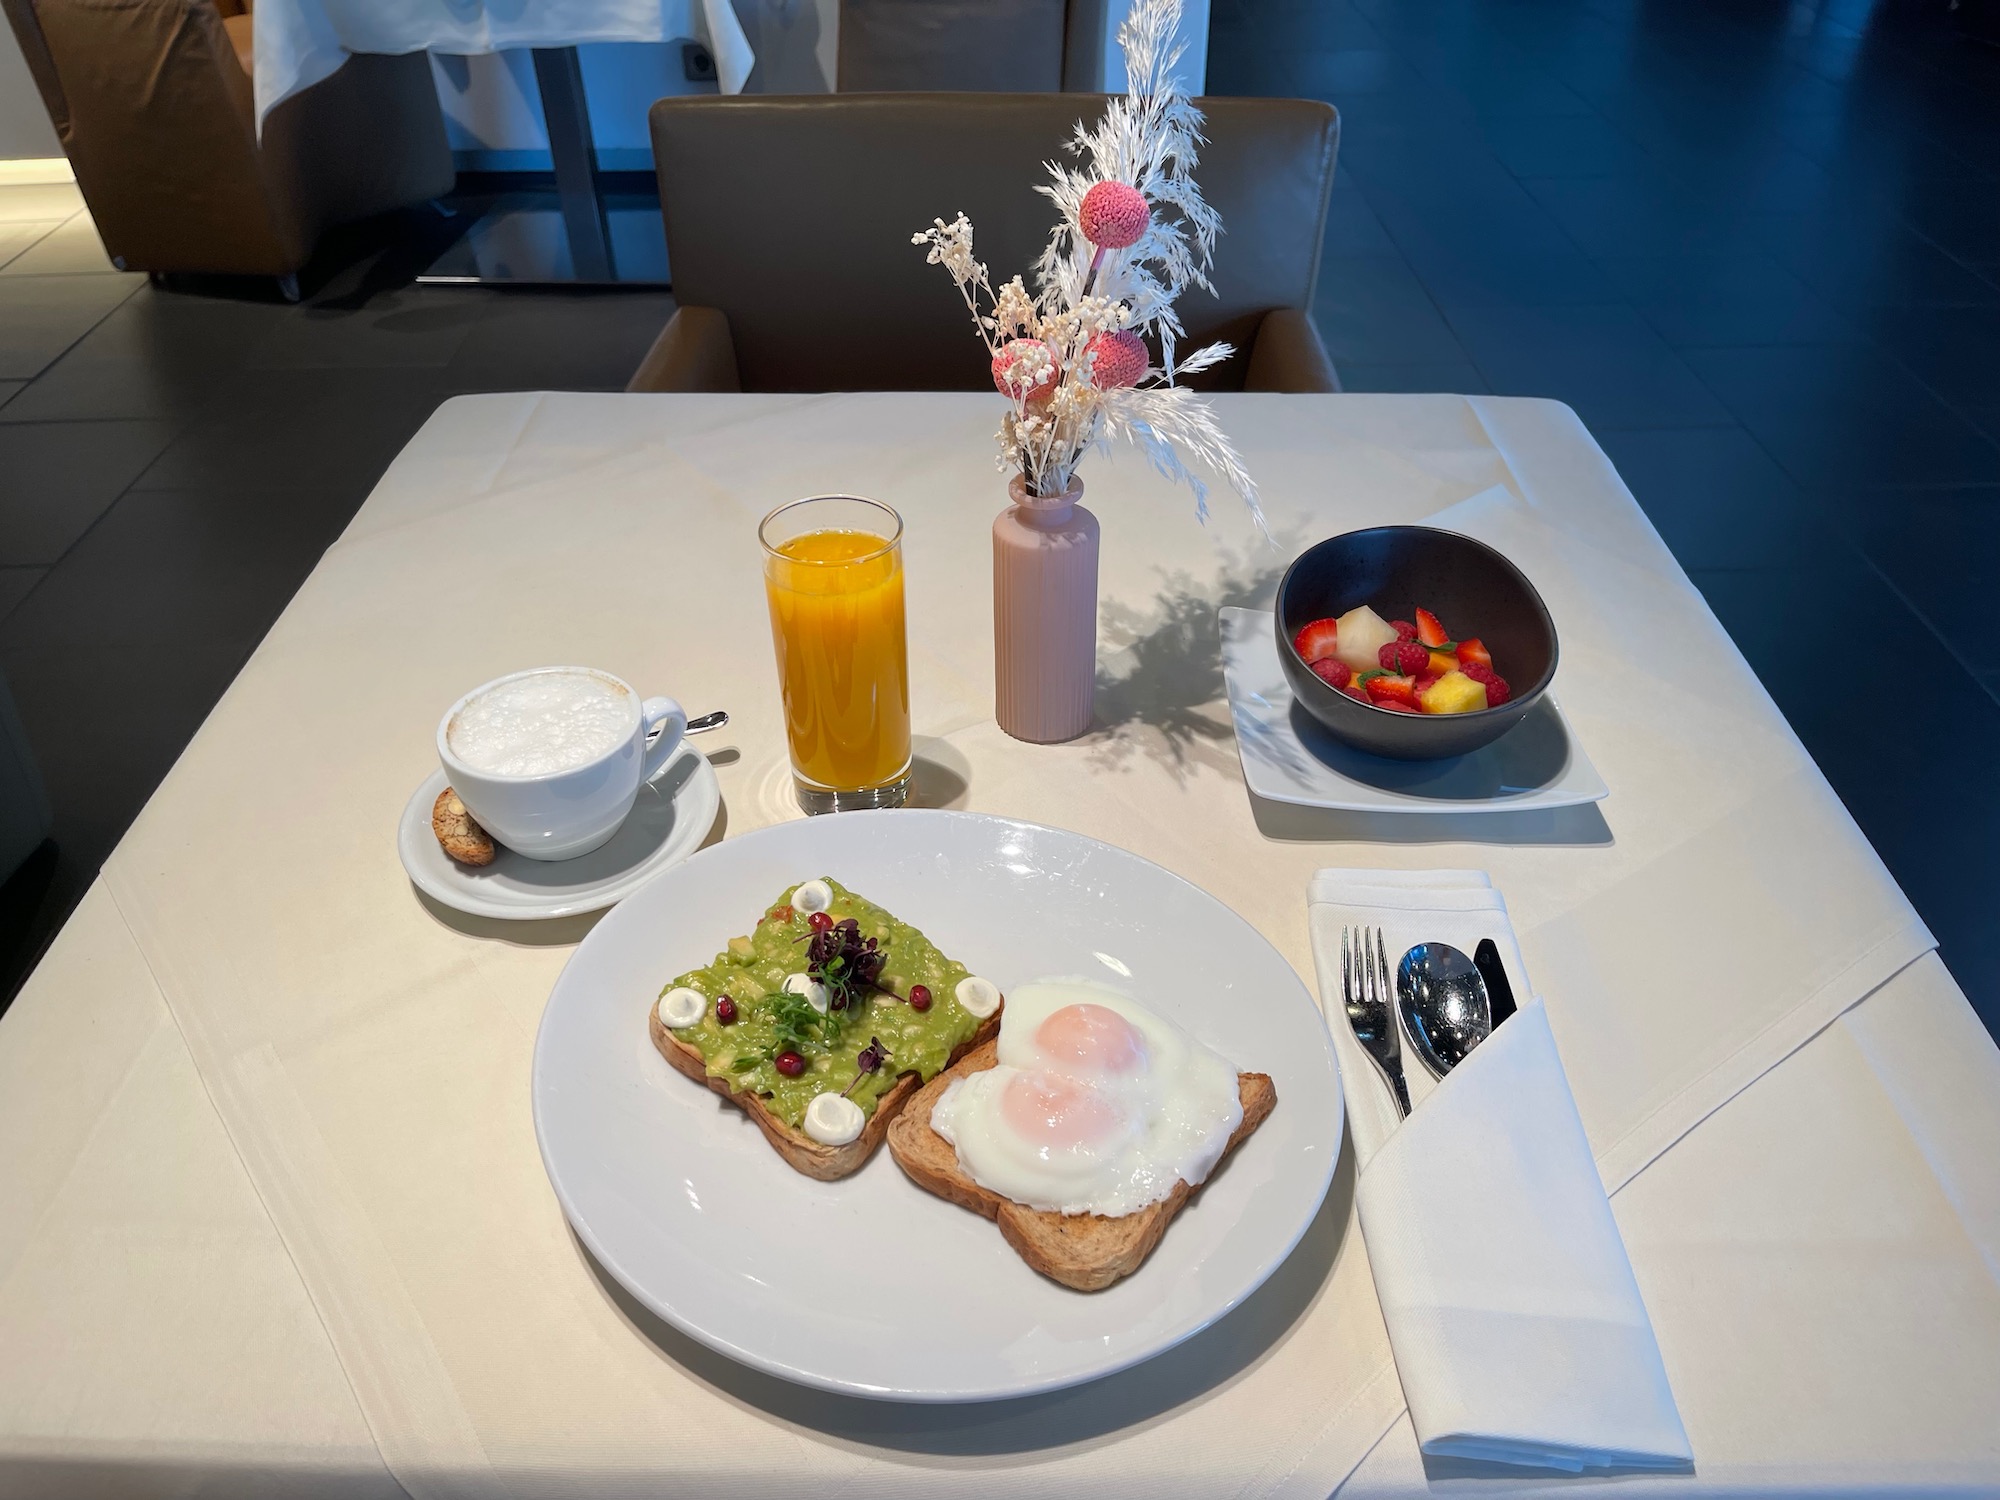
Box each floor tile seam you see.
[0,565,48,627]
[0,275,147,383]
[1860,333,2000,458]
[10,457,191,587]
[1822,516,1996,699]
[0,219,66,273]
[1675,332,2000,486]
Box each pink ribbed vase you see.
[993,474,1100,743]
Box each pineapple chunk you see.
[1333,605,1401,672]
[1419,670,1489,716]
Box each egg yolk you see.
[1001,1071,1123,1152]
[1033,1003,1147,1075]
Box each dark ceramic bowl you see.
[1275,526,1557,761]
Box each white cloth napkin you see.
[1310,869,1692,1473]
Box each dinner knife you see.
[1473,938,1517,1027]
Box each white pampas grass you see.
[912,0,1262,530]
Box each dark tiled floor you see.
[1,0,1998,1049]
[0,188,674,1007]
[1211,0,2000,1037]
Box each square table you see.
[1,392,1996,1497]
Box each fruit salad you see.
[1290,605,1511,716]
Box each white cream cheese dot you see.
[803,1092,864,1146]
[657,987,706,1029]
[784,971,830,1014]
[790,879,833,914]
[955,975,1001,1018]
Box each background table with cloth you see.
[0,392,1996,1497]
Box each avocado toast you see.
[649,878,1003,1180]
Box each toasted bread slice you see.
[887,1039,1277,1291]
[651,1003,1002,1181]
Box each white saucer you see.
[397,746,721,920]
[1220,607,1608,814]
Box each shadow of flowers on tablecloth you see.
[1090,537,1294,780]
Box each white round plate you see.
[532,810,1341,1402]
[397,746,720,921]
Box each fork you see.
[1342,925,1412,1118]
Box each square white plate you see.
[1219,607,1608,814]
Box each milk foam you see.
[449,671,632,777]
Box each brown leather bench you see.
[629,93,1342,394]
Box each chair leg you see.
[276,273,301,302]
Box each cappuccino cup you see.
[438,667,687,861]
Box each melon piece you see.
[1419,670,1489,716]
[1333,606,1401,673]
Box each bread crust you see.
[886,1038,1277,1291]
[430,788,496,866]
[649,998,1003,1181]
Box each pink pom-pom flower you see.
[1079,181,1150,250]
[991,338,1059,404]
[1085,329,1148,389]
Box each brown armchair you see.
[2,0,454,295]
[628,93,1341,394]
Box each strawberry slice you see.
[1414,607,1449,648]
[1291,617,1340,664]
[1455,637,1492,670]
[1366,672,1420,709]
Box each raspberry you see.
[1378,640,1430,675]
[1310,657,1352,689]
[1461,662,1512,705]
[1391,619,1417,642]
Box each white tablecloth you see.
[254,0,755,128]
[1,393,1996,1498]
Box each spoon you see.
[1395,942,1493,1078]
[686,711,729,734]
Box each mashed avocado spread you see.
[659,879,982,1128]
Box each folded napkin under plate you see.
[1309,869,1692,1473]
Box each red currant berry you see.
[908,984,932,1012]
[714,996,737,1025]
[808,910,834,933]
[774,1050,805,1077]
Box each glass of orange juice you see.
[759,495,912,814]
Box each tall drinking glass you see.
[759,495,912,814]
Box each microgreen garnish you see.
[765,987,834,1060]
[807,917,887,1013]
[842,1037,891,1097]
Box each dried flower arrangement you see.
[912,0,1261,527]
